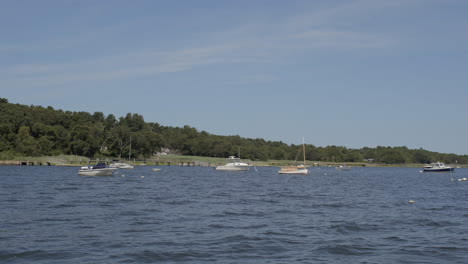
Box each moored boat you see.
[109,162,134,169]
[336,165,351,171]
[422,162,454,172]
[79,163,118,176]
[215,156,251,171]
[278,165,308,174]
[278,137,309,175]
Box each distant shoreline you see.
[1,156,461,168]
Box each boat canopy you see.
[92,163,107,169]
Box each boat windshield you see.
[92,163,107,169]
[227,156,242,163]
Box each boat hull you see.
[78,168,117,176]
[278,170,308,174]
[215,165,250,171]
[423,168,454,172]
[278,166,308,174]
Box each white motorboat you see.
[109,162,134,169]
[422,162,454,172]
[215,156,251,171]
[336,165,351,171]
[79,163,118,176]
[278,137,309,175]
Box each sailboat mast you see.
[129,136,132,161]
[302,137,306,165]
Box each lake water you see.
[1,165,468,263]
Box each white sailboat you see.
[278,138,309,175]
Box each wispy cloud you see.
[286,0,422,29]
[0,44,25,54]
[0,43,268,89]
[295,30,392,49]
[1,0,406,90]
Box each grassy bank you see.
[0,154,444,168]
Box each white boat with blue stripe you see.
[422,162,454,172]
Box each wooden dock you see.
[0,161,51,166]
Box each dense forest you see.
[0,98,467,164]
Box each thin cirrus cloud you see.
[1,43,265,89]
[286,0,420,28]
[0,2,399,90]
[295,30,392,49]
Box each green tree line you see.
[0,98,467,164]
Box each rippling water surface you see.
[1,165,468,263]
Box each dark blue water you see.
[1,165,468,263]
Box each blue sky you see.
[1,0,468,155]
